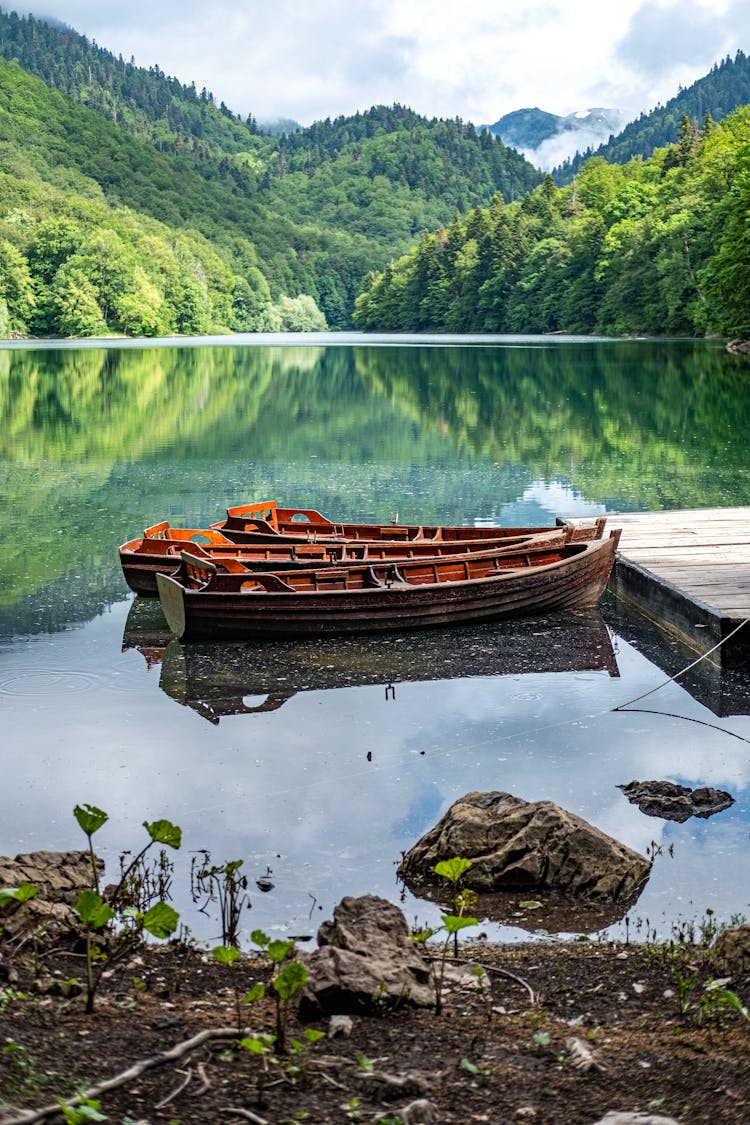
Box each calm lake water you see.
[2,333,750,946]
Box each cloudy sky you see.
[25,0,750,128]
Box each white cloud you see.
[22,1,750,127]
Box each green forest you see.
[0,8,748,339]
[554,50,750,182]
[353,110,750,338]
[0,9,540,337]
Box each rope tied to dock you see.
[613,616,750,712]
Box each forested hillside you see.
[0,8,541,335]
[353,109,750,338]
[555,50,750,183]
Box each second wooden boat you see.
[212,500,608,545]
[119,524,575,597]
[156,531,621,642]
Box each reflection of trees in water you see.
[2,339,749,627]
[354,340,750,488]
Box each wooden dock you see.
[600,507,750,668]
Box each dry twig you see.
[0,1026,246,1125]
[428,955,537,1005]
[154,1066,192,1108]
[224,1108,269,1124]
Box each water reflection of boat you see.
[151,610,620,723]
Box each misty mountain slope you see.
[553,49,750,183]
[482,107,623,170]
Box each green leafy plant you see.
[412,857,478,1014]
[56,1095,107,1123]
[211,943,265,1033]
[1,1041,44,1101]
[251,930,308,1053]
[460,1056,494,1079]
[0,883,40,944]
[699,979,750,1026]
[0,884,39,909]
[285,1028,325,1082]
[74,804,109,893]
[72,805,181,1013]
[0,987,28,1013]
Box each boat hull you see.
[157,535,618,642]
[120,529,572,597]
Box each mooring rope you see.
[612,617,750,712]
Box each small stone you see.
[388,1099,438,1124]
[0,962,18,984]
[515,1108,538,1119]
[328,1014,353,1038]
[151,1012,182,1030]
[590,1113,682,1125]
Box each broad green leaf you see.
[75,889,115,929]
[250,928,270,948]
[240,1034,275,1055]
[212,944,240,966]
[266,938,295,964]
[304,1028,325,1043]
[243,982,265,1005]
[142,902,179,939]
[0,884,38,907]
[519,900,544,910]
[441,913,478,935]
[143,819,182,849]
[410,927,434,943]
[74,804,108,837]
[434,857,473,884]
[273,960,308,1000]
[57,1096,107,1123]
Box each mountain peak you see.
[480,106,622,169]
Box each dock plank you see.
[567,508,750,665]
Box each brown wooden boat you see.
[211,501,607,546]
[156,531,621,642]
[119,524,578,597]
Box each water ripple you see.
[0,667,103,697]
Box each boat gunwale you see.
[178,534,619,600]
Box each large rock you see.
[618,779,734,822]
[398,791,651,903]
[0,850,101,940]
[711,921,750,973]
[299,894,435,1019]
